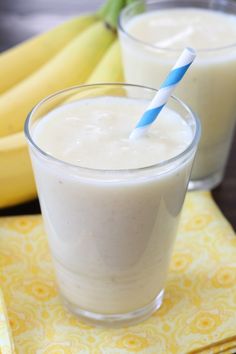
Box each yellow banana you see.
[65,41,124,103]
[0,0,128,208]
[87,40,124,83]
[0,26,119,208]
[86,41,125,100]
[0,132,36,208]
[0,21,115,137]
[0,40,124,208]
[0,15,97,94]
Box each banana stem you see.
[126,0,139,4]
[98,0,131,30]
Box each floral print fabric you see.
[0,191,235,354]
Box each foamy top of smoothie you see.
[32,97,192,170]
[125,8,236,50]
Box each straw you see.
[129,47,196,140]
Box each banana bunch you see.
[0,0,127,208]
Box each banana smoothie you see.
[119,2,236,188]
[25,85,200,326]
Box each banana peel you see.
[66,41,124,103]
[0,133,36,208]
[0,22,115,137]
[87,41,124,83]
[0,0,127,209]
[0,15,97,94]
[0,39,124,209]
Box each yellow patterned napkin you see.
[0,288,15,354]
[0,191,235,354]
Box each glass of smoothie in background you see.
[118,0,236,190]
[25,83,200,326]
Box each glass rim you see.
[24,82,201,176]
[118,0,236,53]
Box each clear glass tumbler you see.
[119,0,236,190]
[25,83,200,327]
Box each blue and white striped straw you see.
[130,47,196,140]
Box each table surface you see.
[0,1,235,229]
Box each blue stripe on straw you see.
[160,63,192,88]
[136,105,165,128]
[130,48,196,138]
